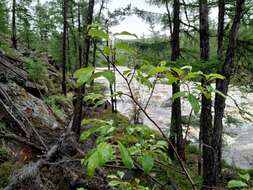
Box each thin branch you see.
[98,47,197,190]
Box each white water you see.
[96,66,253,169]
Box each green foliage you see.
[25,59,48,82]
[0,0,8,34]
[88,25,109,40]
[118,142,134,169]
[114,31,138,39]
[228,173,252,189]
[108,171,149,190]
[188,94,200,114]
[139,153,154,175]
[83,93,106,108]
[83,142,114,176]
[74,67,115,87]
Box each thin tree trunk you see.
[212,0,245,187]
[70,2,78,72]
[210,0,225,186]
[71,0,95,136]
[199,0,213,189]
[62,0,68,96]
[106,29,115,113]
[11,0,17,49]
[169,0,184,160]
[91,0,105,87]
[78,3,83,69]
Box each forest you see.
[0,0,253,189]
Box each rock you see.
[0,82,61,131]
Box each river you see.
[96,66,253,169]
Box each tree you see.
[11,0,17,49]
[198,0,214,189]
[0,0,8,34]
[62,0,68,96]
[169,0,184,160]
[71,0,95,136]
[212,0,246,187]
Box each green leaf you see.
[85,142,114,176]
[123,69,132,77]
[103,46,111,56]
[114,31,138,38]
[140,153,154,175]
[184,72,201,80]
[118,142,134,169]
[80,126,99,141]
[94,99,106,108]
[195,85,211,99]
[74,67,95,87]
[172,91,188,102]
[227,180,248,188]
[88,27,108,39]
[208,86,227,98]
[117,171,125,179]
[171,67,184,77]
[181,65,192,71]
[97,142,114,165]
[93,70,115,84]
[166,73,179,84]
[109,180,121,187]
[116,55,128,65]
[188,94,200,113]
[115,42,133,53]
[107,175,118,179]
[148,66,168,76]
[206,73,225,81]
[83,93,103,103]
[239,173,250,181]
[86,151,100,176]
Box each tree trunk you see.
[71,0,95,136]
[62,0,68,96]
[209,0,225,186]
[77,3,83,69]
[11,0,17,49]
[169,0,184,160]
[199,0,213,189]
[212,0,245,186]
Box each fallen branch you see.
[0,132,44,151]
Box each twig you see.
[184,109,193,142]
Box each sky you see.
[40,0,218,38]
[105,0,167,37]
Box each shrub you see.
[25,59,48,82]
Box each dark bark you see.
[11,0,17,49]
[78,3,83,68]
[169,0,184,160]
[212,0,245,186]
[62,0,68,96]
[209,0,225,186]
[106,27,115,113]
[70,2,78,72]
[71,0,95,136]
[90,0,105,87]
[199,0,213,189]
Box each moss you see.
[0,147,8,160]
[185,144,199,155]
[0,161,22,188]
[97,110,130,128]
